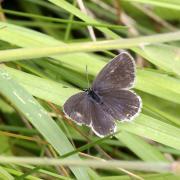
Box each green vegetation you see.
[0,0,179,179]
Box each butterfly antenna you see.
[86,65,90,89]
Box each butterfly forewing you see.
[92,52,135,91]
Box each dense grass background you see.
[0,0,180,179]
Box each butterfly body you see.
[85,88,103,104]
[63,52,142,137]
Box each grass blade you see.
[0,66,89,180]
[117,132,167,161]
[118,114,180,150]
[0,31,180,62]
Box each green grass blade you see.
[117,114,180,150]
[0,66,89,180]
[1,9,126,29]
[139,44,180,76]
[136,69,180,104]
[0,31,180,62]
[139,92,180,126]
[0,157,175,172]
[3,66,79,106]
[97,173,180,180]
[117,132,167,161]
[47,0,119,38]
[0,166,14,180]
[122,0,180,10]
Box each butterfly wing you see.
[99,89,142,121]
[63,92,116,137]
[92,52,135,91]
[63,92,91,126]
[89,100,116,137]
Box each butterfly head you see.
[84,88,102,104]
[83,88,91,93]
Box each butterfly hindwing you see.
[98,89,142,122]
[90,101,116,137]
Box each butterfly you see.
[63,51,142,137]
